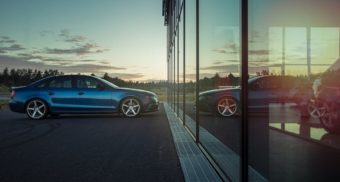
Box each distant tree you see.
[261,69,269,75]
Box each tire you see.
[216,97,239,117]
[26,99,48,120]
[120,97,142,118]
[320,102,340,134]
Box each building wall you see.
[163,0,340,181]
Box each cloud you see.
[213,60,240,65]
[224,43,238,50]
[108,73,145,80]
[39,29,109,55]
[59,29,87,43]
[0,44,25,53]
[211,49,227,54]
[213,61,224,65]
[39,30,55,37]
[0,35,25,53]
[0,36,16,44]
[211,43,239,54]
[59,64,126,73]
[44,43,104,55]
[249,50,269,55]
[200,65,240,73]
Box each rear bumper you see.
[9,99,25,113]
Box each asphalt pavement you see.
[0,104,184,182]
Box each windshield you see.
[248,76,259,84]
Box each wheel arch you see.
[24,97,51,113]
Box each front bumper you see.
[143,96,159,112]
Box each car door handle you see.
[48,91,54,96]
[78,92,84,95]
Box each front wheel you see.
[216,97,239,117]
[120,97,142,117]
[26,99,48,120]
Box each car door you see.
[75,76,114,112]
[248,76,281,108]
[46,76,80,112]
[280,76,295,103]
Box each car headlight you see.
[151,95,158,102]
[145,95,158,102]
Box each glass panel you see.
[199,0,241,180]
[178,9,185,121]
[249,0,340,181]
[174,35,178,113]
[184,0,197,136]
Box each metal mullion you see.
[195,0,199,143]
[240,0,249,181]
[183,0,186,126]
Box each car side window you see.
[258,77,280,90]
[76,77,104,89]
[48,77,72,88]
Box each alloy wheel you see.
[320,106,338,133]
[308,100,327,118]
[26,99,47,119]
[121,98,141,117]
[217,98,238,117]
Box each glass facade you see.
[163,0,340,181]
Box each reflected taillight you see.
[11,90,16,98]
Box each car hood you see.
[119,87,156,96]
[199,86,240,96]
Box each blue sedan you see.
[9,75,159,119]
[199,75,313,117]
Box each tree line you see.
[0,68,169,90]
[0,68,64,87]
[0,68,240,92]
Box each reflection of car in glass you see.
[198,75,313,117]
[316,87,340,134]
[9,75,159,119]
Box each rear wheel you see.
[320,102,340,134]
[308,99,327,118]
[216,97,238,117]
[26,99,48,120]
[120,97,141,117]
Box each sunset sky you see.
[0,0,166,81]
[1,0,340,82]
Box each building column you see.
[282,27,286,76]
[307,27,311,77]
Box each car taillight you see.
[11,90,16,97]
